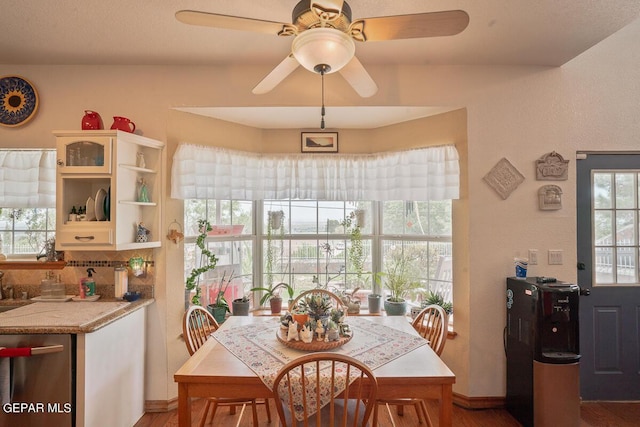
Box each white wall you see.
[1,16,639,402]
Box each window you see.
[184,199,452,311]
[0,208,56,257]
[593,171,640,284]
[0,149,56,257]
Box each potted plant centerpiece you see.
[376,248,421,316]
[185,219,218,310]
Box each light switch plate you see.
[548,249,563,265]
[528,249,538,265]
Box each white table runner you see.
[213,316,427,420]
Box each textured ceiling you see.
[2,0,639,128]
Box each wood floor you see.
[134,398,640,427]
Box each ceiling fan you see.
[176,0,469,98]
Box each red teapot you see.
[110,116,136,133]
[81,110,103,130]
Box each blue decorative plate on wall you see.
[0,76,39,127]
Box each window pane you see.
[14,231,47,254]
[615,210,636,246]
[594,211,613,245]
[593,173,612,209]
[380,240,452,306]
[184,199,208,235]
[617,247,637,283]
[0,208,55,256]
[382,201,405,234]
[318,201,342,235]
[595,247,614,284]
[264,200,289,234]
[615,173,636,209]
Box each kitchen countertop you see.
[0,298,154,334]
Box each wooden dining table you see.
[174,315,455,426]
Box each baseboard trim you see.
[145,397,178,413]
[453,393,506,409]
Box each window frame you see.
[184,199,453,310]
[0,208,57,259]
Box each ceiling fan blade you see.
[339,56,378,98]
[352,10,469,41]
[176,10,292,36]
[252,54,301,95]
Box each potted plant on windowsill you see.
[185,219,218,310]
[207,271,233,324]
[367,293,382,314]
[375,249,421,316]
[422,290,453,315]
[232,293,251,316]
[250,282,294,314]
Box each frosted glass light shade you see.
[292,28,355,74]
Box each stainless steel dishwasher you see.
[0,334,74,427]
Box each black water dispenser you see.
[505,277,582,427]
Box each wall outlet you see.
[548,249,563,265]
[528,249,538,265]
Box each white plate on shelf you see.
[95,188,107,221]
[85,196,96,221]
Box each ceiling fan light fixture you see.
[292,27,355,74]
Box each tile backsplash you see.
[0,249,155,300]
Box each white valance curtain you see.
[171,144,459,201]
[0,150,56,208]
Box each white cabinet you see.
[76,307,146,427]
[55,130,164,251]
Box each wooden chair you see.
[380,304,448,426]
[182,305,271,427]
[412,304,448,357]
[272,352,378,427]
[292,289,348,315]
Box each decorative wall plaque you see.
[483,158,525,200]
[536,151,569,180]
[538,185,563,210]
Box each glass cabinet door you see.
[57,137,112,173]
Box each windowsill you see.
[0,260,67,270]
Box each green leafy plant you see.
[185,219,218,306]
[341,212,365,285]
[295,293,333,320]
[422,290,453,314]
[265,210,285,290]
[250,281,294,306]
[210,271,234,313]
[375,248,421,302]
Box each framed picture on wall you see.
[301,132,338,153]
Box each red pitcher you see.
[81,110,103,130]
[110,116,136,133]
